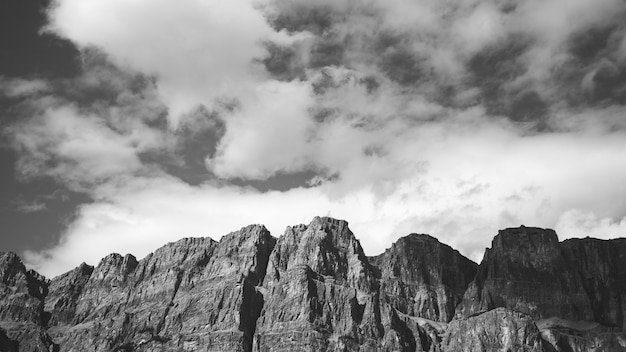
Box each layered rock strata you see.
[370,233,477,322]
[2,218,626,351]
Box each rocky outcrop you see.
[537,317,626,352]
[45,262,93,326]
[46,225,275,352]
[457,226,594,321]
[253,217,415,351]
[442,307,544,352]
[560,238,626,331]
[3,218,626,351]
[0,252,55,352]
[370,233,477,322]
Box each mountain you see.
[1,217,625,351]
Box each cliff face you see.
[457,226,594,321]
[370,233,477,322]
[560,238,626,331]
[3,218,626,352]
[254,217,412,351]
[0,252,55,352]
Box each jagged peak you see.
[219,223,274,244]
[0,251,24,266]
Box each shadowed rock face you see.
[0,252,55,352]
[560,237,626,331]
[370,233,477,322]
[457,226,594,321]
[3,219,626,352]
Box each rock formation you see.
[457,226,594,321]
[442,308,544,352]
[370,233,477,322]
[0,252,55,352]
[1,218,626,351]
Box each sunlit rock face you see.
[2,218,626,351]
[442,308,544,352]
[253,217,415,352]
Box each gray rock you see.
[1,218,626,352]
[253,216,414,352]
[457,226,594,321]
[0,252,55,352]
[442,307,544,352]
[370,233,477,322]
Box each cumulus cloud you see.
[8,0,626,277]
[556,210,626,239]
[48,0,298,125]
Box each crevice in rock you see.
[155,268,185,335]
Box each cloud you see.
[556,210,626,239]
[23,117,626,276]
[207,80,316,179]
[48,0,298,125]
[6,102,169,189]
[11,0,626,277]
[0,77,49,98]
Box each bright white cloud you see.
[15,0,626,278]
[556,210,626,239]
[8,104,167,188]
[48,0,296,125]
[207,80,315,179]
[24,117,626,277]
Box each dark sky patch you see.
[468,38,529,99]
[467,38,540,123]
[309,38,347,69]
[568,25,615,63]
[589,63,626,105]
[0,0,79,78]
[262,42,305,81]
[505,90,550,131]
[379,47,424,86]
[0,148,89,253]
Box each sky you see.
[1,0,626,278]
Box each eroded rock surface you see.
[560,237,626,331]
[2,219,626,351]
[370,233,477,322]
[254,216,415,351]
[458,226,594,321]
[0,252,54,352]
[442,307,544,352]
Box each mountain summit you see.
[1,217,625,351]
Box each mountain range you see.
[1,216,625,351]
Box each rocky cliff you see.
[1,218,626,351]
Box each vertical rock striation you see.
[442,308,544,352]
[0,252,55,352]
[46,225,275,352]
[560,237,626,331]
[457,226,594,321]
[2,218,626,351]
[253,216,415,351]
[370,233,477,322]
